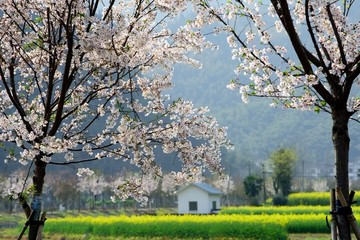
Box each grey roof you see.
[177,182,223,195]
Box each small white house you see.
[177,182,222,214]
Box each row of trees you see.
[0,170,235,212]
[1,147,331,211]
[0,171,173,212]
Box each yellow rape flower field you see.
[2,206,360,239]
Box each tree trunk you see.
[273,177,279,195]
[28,157,47,240]
[332,107,351,240]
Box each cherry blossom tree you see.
[161,173,180,195]
[45,171,79,210]
[213,175,235,194]
[111,171,158,205]
[78,172,108,197]
[0,171,31,213]
[213,175,235,206]
[77,171,108,209]
[160,173,180,206]
[192,0,359,238]
[0,1,231,239]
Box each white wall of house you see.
[177,185,221,214]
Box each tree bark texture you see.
[332,106,351,240]
[28,156,47,240]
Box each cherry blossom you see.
[0,1,232,238]
[0,171,30,199]
[77,173,108,196]
[213,175,235,194]
[197,0,359,113]
[76,168,95,177]
[195,0,358,238]
[111,173,158,205]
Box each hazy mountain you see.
[169,42,360,178]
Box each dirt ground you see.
[0,229,333,240]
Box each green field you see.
[1,206,355,239]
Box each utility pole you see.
[301,160,304,192]
[262,163,267,203]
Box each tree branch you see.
[343,64,360,101]
[326,3,348,72]
[272,0,335,105]
[1,53,34,134]
[43,7,57,134]
[18,194,31,218]
[49,2,75,136]
[48,158,102,165]
[271,0,313,74]
[303,0,341,105]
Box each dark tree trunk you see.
[28,156,47,240]
[273,177,279,195]
[332,106,351,240]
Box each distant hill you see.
[169,44,360,178]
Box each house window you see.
[189,201,198,211]
[212,201,217,210]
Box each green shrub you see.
[288,192,329,206]
[273,194,288,206]
[220,206,329,215]
[220,205,360,216]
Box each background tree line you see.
[1,147,343,212]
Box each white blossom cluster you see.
[213,175,235,194]
[203,0,359,113]
[0,0,231,202]
[76,168,95,177]
[77,170,202,205]
[77,173,108,196]
[110,173,160,205]
[0,171,30,199]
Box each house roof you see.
[177,182,223,195]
